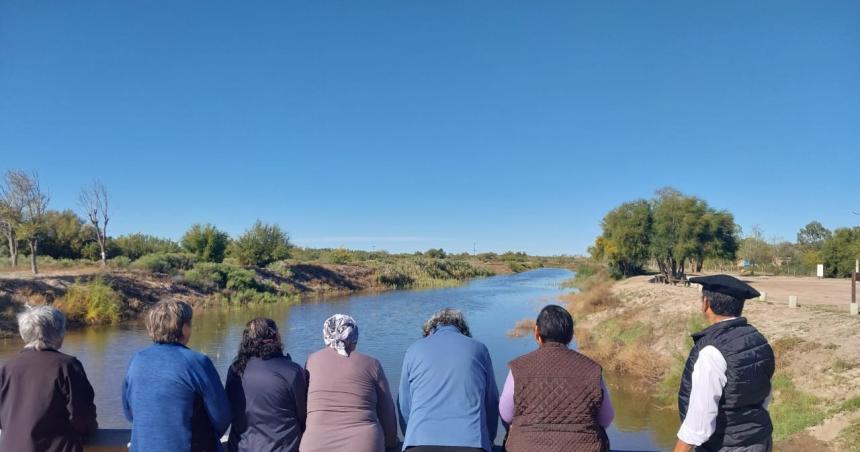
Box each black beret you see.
[689,274,761,300]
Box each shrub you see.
[55,277,122,324]
[114,233,181,260]
[183,263,259,292]
[132,253,197,274]
[181,224,230,263]
[108,256,132,268]
[231,221,291,267]
[229,289,298,305]
[325,248,354,265]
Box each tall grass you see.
[55,277,122,325]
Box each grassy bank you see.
[1,251,569,335]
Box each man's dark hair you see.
[704,290,744,317]
[536,304,574,345]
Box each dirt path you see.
[608,275,860,450]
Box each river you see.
[0,268,679,450]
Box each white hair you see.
[17,305,66,350]
[422,308,471,337]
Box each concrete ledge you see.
[4,429,654,452]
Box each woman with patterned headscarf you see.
[300,314,397,452]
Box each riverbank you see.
[564,272,860,451]
[0,254,561,337]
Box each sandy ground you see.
[740,275,856,307]
[610,275,860,450]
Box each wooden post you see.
[851,273,859,315]
[853,272,858,305]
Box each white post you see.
[855,259,859,273]
[788,295,798,308]
[851,303,859,316]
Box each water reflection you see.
[0,268,676,450]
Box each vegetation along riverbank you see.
[0,246,570,336]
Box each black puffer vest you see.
[678,317,774,451]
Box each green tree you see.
[649,188,738,278]
[797,221,831,248]
[697,211,739,272]
[181,223,230,263]
[3,171,49,274]
[820,227,860,277]
[592,199,652,277]
[114,233,181,260]
[738,226,773,275]
[231,220,291,267]
[40,209,90,259]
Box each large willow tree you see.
[591,188,739,278]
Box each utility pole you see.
[473,242,477,256]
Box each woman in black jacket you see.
[0,305,98,452]
[226,318,308,452]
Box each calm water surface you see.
[0,268,678,450]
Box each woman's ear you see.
[533,324,543,345]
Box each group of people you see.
[0,274,775,452]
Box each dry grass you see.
[507,318,536,338]
[563,281,621,317]
[575,314,667,385]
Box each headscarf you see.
[323,314,358,356]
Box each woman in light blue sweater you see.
[123,300,231,452]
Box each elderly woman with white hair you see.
[300,314,397,452]
[0,305,97,452]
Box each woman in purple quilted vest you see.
[500,304,613,452]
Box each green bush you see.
[132,253,197,274]
[181,224,230,263]
[230,221,291,267]
[55,277,122,324]
[114,234,180,260]
[228,289,298,305]
[108,256,132,268]
[183,263,259,292]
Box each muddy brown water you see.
[0,268,679,450]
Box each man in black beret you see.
[672,274,775,452]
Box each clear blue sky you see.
[2,1,858,255]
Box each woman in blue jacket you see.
[123,300,231,452]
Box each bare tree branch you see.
[80,180,110,266]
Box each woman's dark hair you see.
[230,317,283,376]
[536,304,574,345]
[703,290,744,317]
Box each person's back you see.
[0,349,98,452]
[123,300,230,452]
[506,344,608,451]
[500,304,612,452]
[301,347,397,452]
[300,314,397,452]
[0,305,97,452]
[227,318,307,452]
[399,309,499,452]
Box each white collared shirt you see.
[676,318,772,446]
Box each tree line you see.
[591,188,860,279]
[0,170,291,274]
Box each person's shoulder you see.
[270,354,304,374]
[351,350,382,367]
[306,347,330,362]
